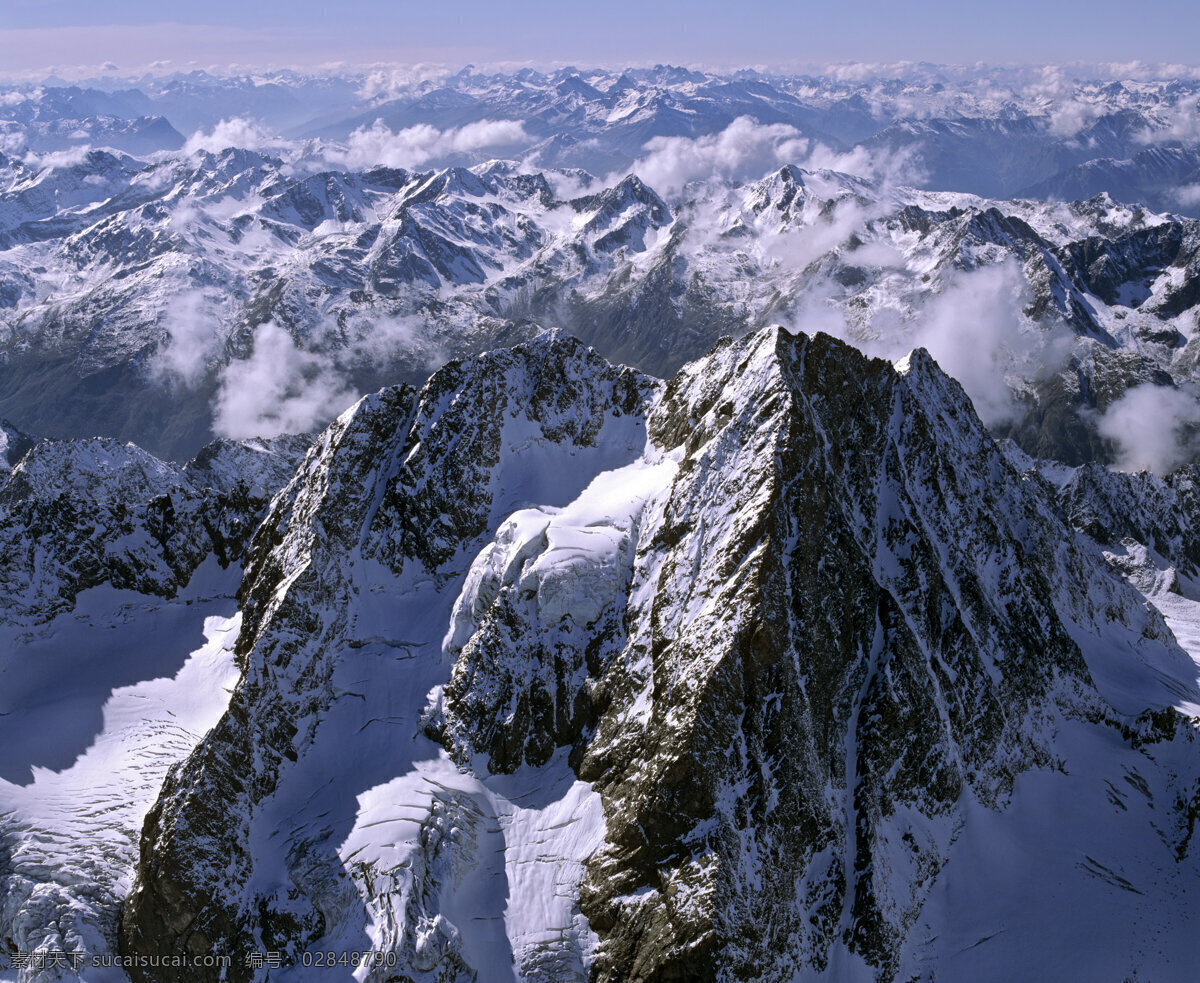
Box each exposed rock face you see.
[1001,444,1200,599]
[0,431,308,627]
[120,336,657,980]
[450,330,1162,981]
[1056,463,1200,579]
[120,329,1200,982]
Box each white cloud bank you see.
[1098,384,1200,473]
[327,118,530,170]
[184,117,279,154]
[622,116,920,198]
[1138,94,1200,146]
[213,322,359,439]
[623,117,809,195]
[902,261,1053,427]
[151,291,224,387]
[792,259,1070,428]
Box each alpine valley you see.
[2,64,1200,983]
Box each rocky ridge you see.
[0,428,309,628]
[114,329,1200,982]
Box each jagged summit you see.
[86,327,1200,982]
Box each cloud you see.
[23,145,91,170]
[827,259,1072,428]
[184,117,278,154]
[1094,61,1200,82]
[1175,184,1200,208]
[621,116,810,196]
[1138,93,1200,146]
[347,313,446,369]
[622,116,921,199]
[358,65,454,102]
[802,141,922,186]
[900,261,1041,426]
[1018,66,1101,138]
[326,118,530,171]
[1047,98,1101,138]
[538,167,596,201]
[0,130,25,155]
[1097,384,1200,473]
[213,322,359,439]
[150,291,223,387]
[0,87,41,107]
[157,301,441,436]
[762,196,884,273]
[788,279,853,340]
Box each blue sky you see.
[1,0,1198,73]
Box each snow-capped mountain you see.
[0,426,307,978]
[0,429,308,627]
[2,64,1199,466]
[2,329,1199,981]
[5,66,1198,190]
[1021,145,1200,217]
[44,329,1180,982]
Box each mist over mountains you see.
[3,64,1200,467]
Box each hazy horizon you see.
[2,0,1199,78]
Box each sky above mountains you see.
[1,0,1199,75]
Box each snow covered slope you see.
[5,62,1200,983]
[0,431,307,981]
[111,329,1200,983]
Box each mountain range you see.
[2,64,1200,982]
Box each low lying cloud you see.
[762,196,885,273]
[1095,61,1200,82]
[1020,67,1102,138]
[1097,384,1200,473]
[1138,93,1200,146]
[184,117,279,155]
[539,167,597,201]
[358,65,454,102]
[0,87,41,107]
[623,117,809,196]
[328,118,530,171]
[151,291,223,387]
[901,261,1058,426]
[1,130,27,155]
[1046,98,1102,139]
[1176,184,1200,209]
[795,259,1072,428]
[351,314,444,364]
[213,322,359,439]
[23,145,91,171]
[623,116,921,198]
[803,142,922,186]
